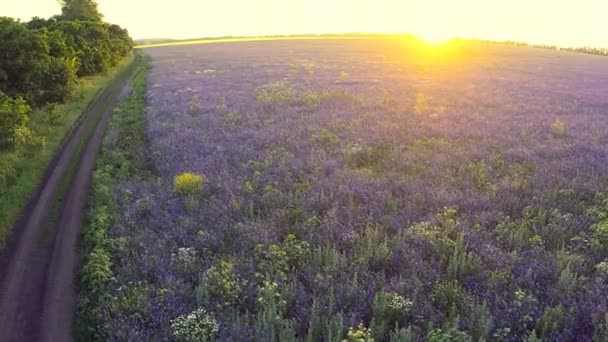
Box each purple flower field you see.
[97,39,608,340]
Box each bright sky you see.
[5,0,608,47]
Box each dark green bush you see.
[0,91,31,148]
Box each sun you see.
[416,32,452,45]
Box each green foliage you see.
[354,224,392,270]
[344,324,374,342]
[0,18,52,105]
[188,94,201,115]
[536,305,565,338]
[309,245,348,274]
[300,90,322,108]
[435,206,459,230]
[257,279,287,313]
[171,308,218,342]
[174,172,206,196]
[371,292,413,340]
[590,196,608,256]
[203,259,241,307]
[43,102,62,124]
[555,265,577,297]
[311,128,340,152]
[48,20,132,77]
[0,91,31,147]
[592,312,608,342]
[431,281,471,315]
[469,301,493,342]
[60,0,103,21]
[32,56,78,104]
[495,207,573,252]
[0,16,128,107]
[467,160,496,194]
[447,233,477,282]
[75,57,146,341]
[551,118,566,138]
[255,234,310,282]
[306,299,345,342]
[426,327,472,342]
[344,141,392,171]
[171,247,198,273]
[223,111,244,126]
[254,81,294,104]
[464,155,535,194]
[389,325,417,342]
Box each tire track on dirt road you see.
[0,61,136,342]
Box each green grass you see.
[0,55,134,246]
[40,59,139,243]
[75,55,150,341]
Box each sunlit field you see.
[91,38,608,340]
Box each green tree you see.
[59,0,103,21]
[0,91,31,148]
[0,17,50,102]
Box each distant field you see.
[88,38,608,340]
[134,35,388,49]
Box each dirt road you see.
[0,63,134,342]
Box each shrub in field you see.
[469,301,493,342]
[389,325,417,342]
[344,142,392,170]
[354,224,392,270]
[171,247,198,274]
[447,233,478,282]
[426,326,472,342]
[255,234,309,282]
[551,118,566,137]
[0,91,31,148]
[371,292,413,339]
[254,81,293,104]
[282,234,311,269]
[495,207,573,252]
[311,128,339,152]
[256,279,287,313]
[300,90,322,108]
[202,259,240,307]
[174,172,206,196]
[555,265,577,297]
[344,324,374,342]
[590,196,608,256]
[340,71,350,79]
[222,111,244,126]
[188,94,201,115]
[306,299,345,341]
[171,308,218,342]
[536,305,565,339]
[431,280,471,315]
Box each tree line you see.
[0,0,133,148]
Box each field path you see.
[0,63,134,342]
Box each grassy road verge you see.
[0,56,134,245]
[75,55,151,340]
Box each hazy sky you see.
[5,0,608,47]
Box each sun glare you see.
[416,32,452,45]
